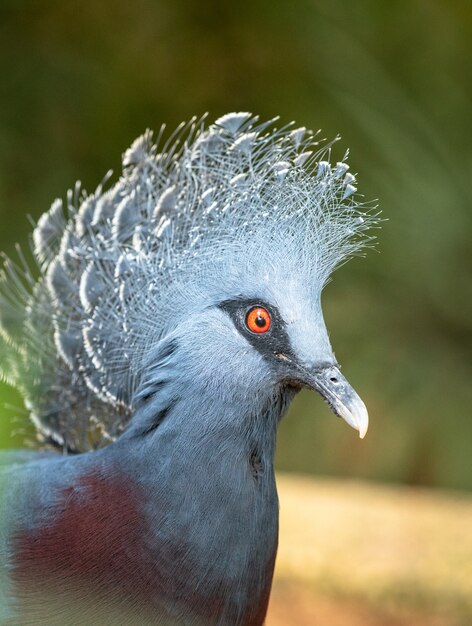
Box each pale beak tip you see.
[356,403,369,439]
[340,395,369,439]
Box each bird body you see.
[1,418,279,624]
[0,113,377,624]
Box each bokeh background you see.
[0,1,471,624]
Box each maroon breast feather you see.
[11,469,273,625]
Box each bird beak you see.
[283,362,369,438]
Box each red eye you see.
[246,306,271,334]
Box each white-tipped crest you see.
[0,113,378,451]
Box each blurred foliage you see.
[0,0,471,488]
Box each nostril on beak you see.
[329,376,338,383]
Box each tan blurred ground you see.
[267,474,472,626]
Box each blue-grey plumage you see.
[0,113,378,624]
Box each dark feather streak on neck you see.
[138,398,178,437]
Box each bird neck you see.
[124,360,296,456]
[107,382,296,623]
[126,384,296,507]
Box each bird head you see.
[1,113,377,451]
[135,219,369,439]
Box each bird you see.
[0,113,377,625]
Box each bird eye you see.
[246,306,271,334]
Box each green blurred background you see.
[0,0,471,490]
